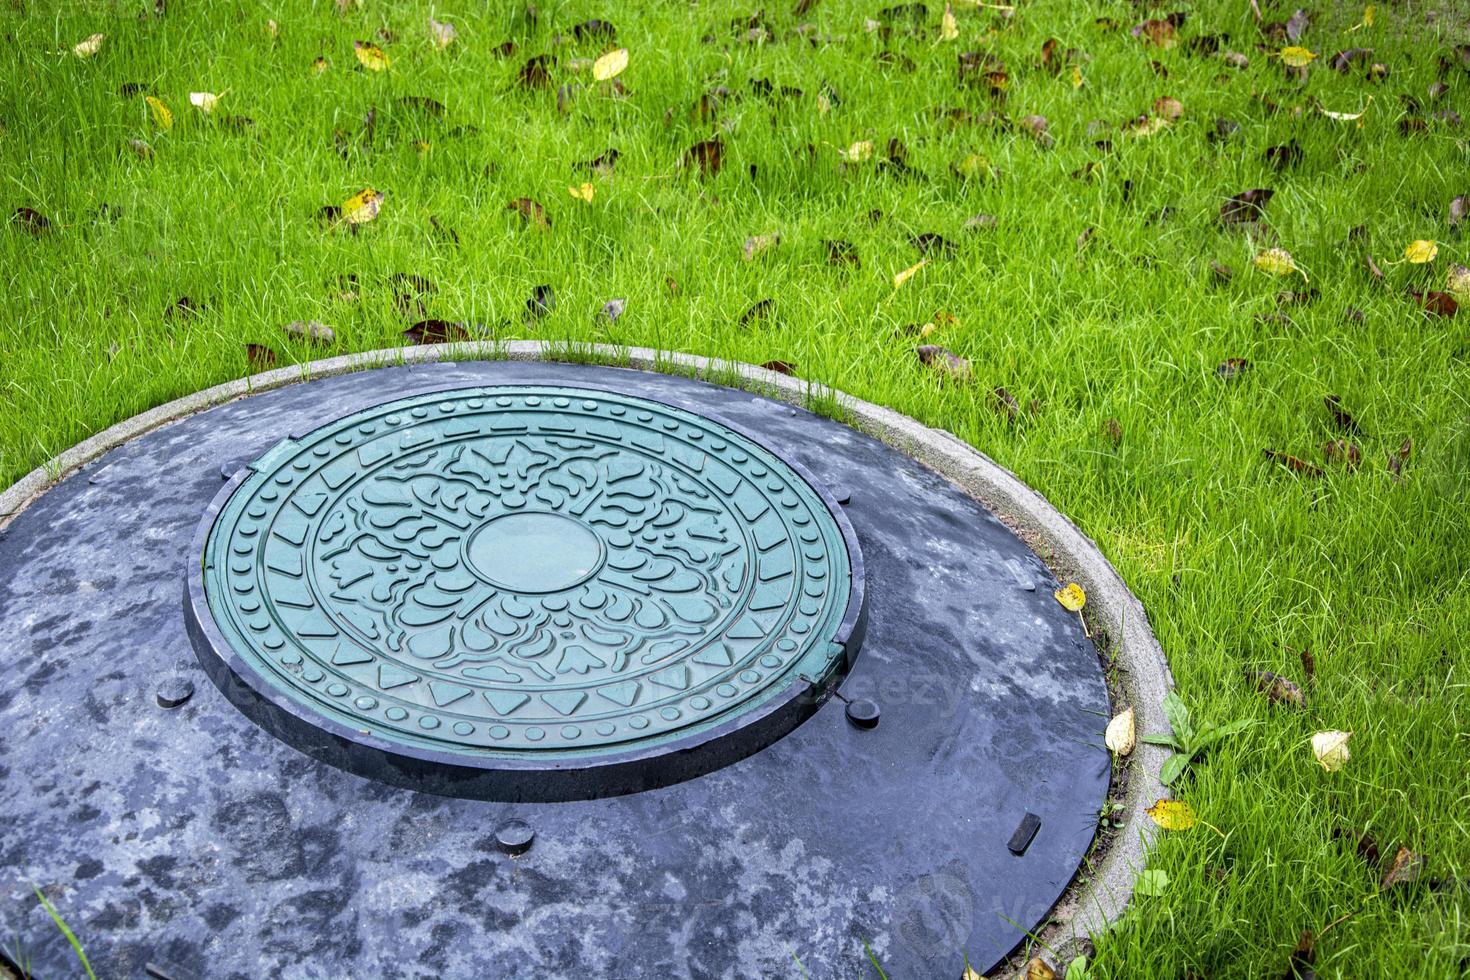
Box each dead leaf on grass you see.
[1221,188,1274,225]
[1381,846,1426,891]
[915,344,970,381]
[684,138,724,177]
[403,319,469,344]
[283,320,335,345]
[1324,439,1363,470]
[245,343,278,370]
[1264,448,1324,477]
[507,197,550,229]
[1248,669,1307,707]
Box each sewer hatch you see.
[189,385,865,798]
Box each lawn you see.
[3,1,1469,977]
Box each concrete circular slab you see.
[0,347,1173,979]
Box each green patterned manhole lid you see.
[189,385,865,798]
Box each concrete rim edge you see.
[0,340,1173,962]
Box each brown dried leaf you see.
[1265,140,1303,169]
[910,233,955,257]
[1381,846,1425,891]
[916,344,971,382]
[245,343,278,370]
[1388,437,1412,479]
[283,320,335,345]
[1324,395,1361,434]
[1285,8,1310,42]
[429,214,459,245]
[1103,418,1123,446]
[1334,827,1381,866]
[1154,96,1185,121]
[403,319,469,344]
[737,298,773,328]
[525,284,555,323]
[684,138,724,177]
[165,296,202,321]
[577,148,622,175]
[1299,647,1316,685]
[760,359,796,376]
[1364,253,1385,282]
[1210,261,1235,284]
[1221,188,1274,225]
[1289,931,1316,978]
[1264,448,1324,478]
[519,54,553,88]
[1331,48,1373,73]
[744,233,780,261]
[572,19,617,41]
[1324,439,1362,470]
[1450,195,1470,230]
[824,239,859,267]
[1132,17,1181,49]
[1410,290,1458,317]
[992,386,1021,422]
[1249,669,1307,707]
[507,197,550,229]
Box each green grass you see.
[4,1,1469,977]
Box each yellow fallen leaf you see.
[1105,707,1136,756]
[145,96,173,131]
[189,91,220,114]
[1280,46,1318,68]
[1126,115,1171,138]
[1363,5,1375,28]
[266,20,279,39]
[73,33,105,59]
[415,141,431,158]
[312,57,329,76]
[1254,247,1307,282]
[1071,64,1083,89]
[593,48,629,82]
[1146,799,1198,831]
[353,40,390,71]
[429,17,456,50]
[816,90,833,115]
[1054,582,1086,612]
[1024,956,1056,980]
[1312,730,1352,772]
[919,322,936,338]
[893,259,927,289]
[342,187,384,224]
[843,140,874,163]
[1319,95,1373,121]
[941,4,959,42]
[568,183,595,203]
[1405,240,1438,264]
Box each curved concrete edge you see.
[0,340,1173,961]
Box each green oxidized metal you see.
[197,386,858,772]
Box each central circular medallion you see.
[464,513,605,593]
[187,384,866,799]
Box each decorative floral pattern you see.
[203,387,855,755]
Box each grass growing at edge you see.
[3,1,1470,977]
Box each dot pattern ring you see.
[189,384,865,792]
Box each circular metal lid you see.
[188,384,865,798]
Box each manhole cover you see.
[0,357,1143,979]
[188,385,865,799]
